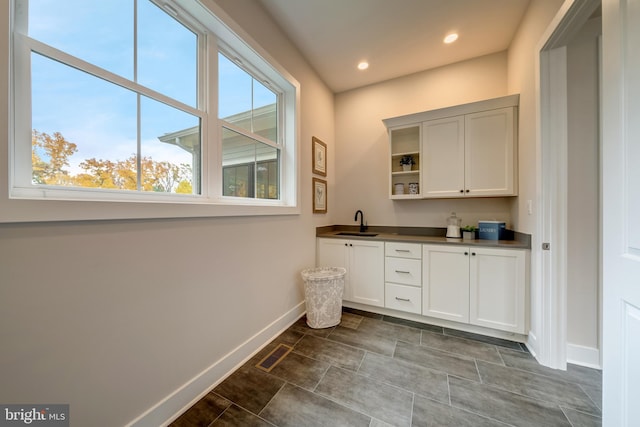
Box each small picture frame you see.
[312,177,327,213]
[312,136,327,176]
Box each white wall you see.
[507,0,565,357]
[0,1,335,425]
[334,52,513,230]
[507,0,565,233]
[566,16,601,365]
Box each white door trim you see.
[537,46,568,369]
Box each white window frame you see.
[2,0,300,223]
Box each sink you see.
[336,232,379,237]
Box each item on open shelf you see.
[394,183,405,195]
[399,155,415,171]
[408,182,419,195]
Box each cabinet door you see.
[317,238,350,299]
[423,245,470,322]
[469,247,526,334]
[350,240,385,307]
[465,107,516,196]
[422,116,465,198]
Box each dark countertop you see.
[316,225,531,250]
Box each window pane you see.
[218,53,278,143]
[31,53,137,188]
[146,97,200,194]
[253,80,278,144]
[256,159,278,199]
[218,53,251,122]
[138,0,197,107]
[222,128,279,199]
[28,0,134,80]
[223,164,251,197]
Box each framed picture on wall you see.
[312,178,327,213]
[312,136,327,176]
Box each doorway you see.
[537,0,602,370]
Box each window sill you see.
[1,188,300,223]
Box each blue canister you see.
[478,221,506,240]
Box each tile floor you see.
[171,308,602,427]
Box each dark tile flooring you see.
[171,308,602,427]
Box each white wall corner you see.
[127,301,306,427]
[566,343,601,369]
[526,331,539,358]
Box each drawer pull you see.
[395,249,411,253]
[395,297,411,302]
[395,270,411,274]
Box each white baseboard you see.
[567,342,601,369]
[127,301,306,427]
[526,331,538,358]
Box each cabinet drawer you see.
[385,242,422,259]
[385,283,422,314]
[385,257,421,286]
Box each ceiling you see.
[258,0,531,93]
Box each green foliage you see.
[31,130,194,194]
[399,155,414,166]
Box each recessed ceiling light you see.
[444,33,459,44]
[357,61,369,70]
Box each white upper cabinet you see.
[464,107,516,197]
[384,95,519,199]
[422,116,465,197]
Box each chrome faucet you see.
[354,210,367,232]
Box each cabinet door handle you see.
[395,270,411,274]
[465,189,470,193]
[471,252,476,256]
[459,189,464,193]
[464,252,469,256]
[395,297,411,302]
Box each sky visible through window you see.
[28,0,277,179]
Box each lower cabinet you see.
[422,245,470,323]
[317,237,528,335]
[316,238,385,307]
[385,242,422,314]
[469,247,527,333]
[423,244,527,334]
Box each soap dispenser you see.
[446,212,462,238]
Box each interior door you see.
[602,0,640,424]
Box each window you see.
[7,0,299,222]
[219,52,280,200]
